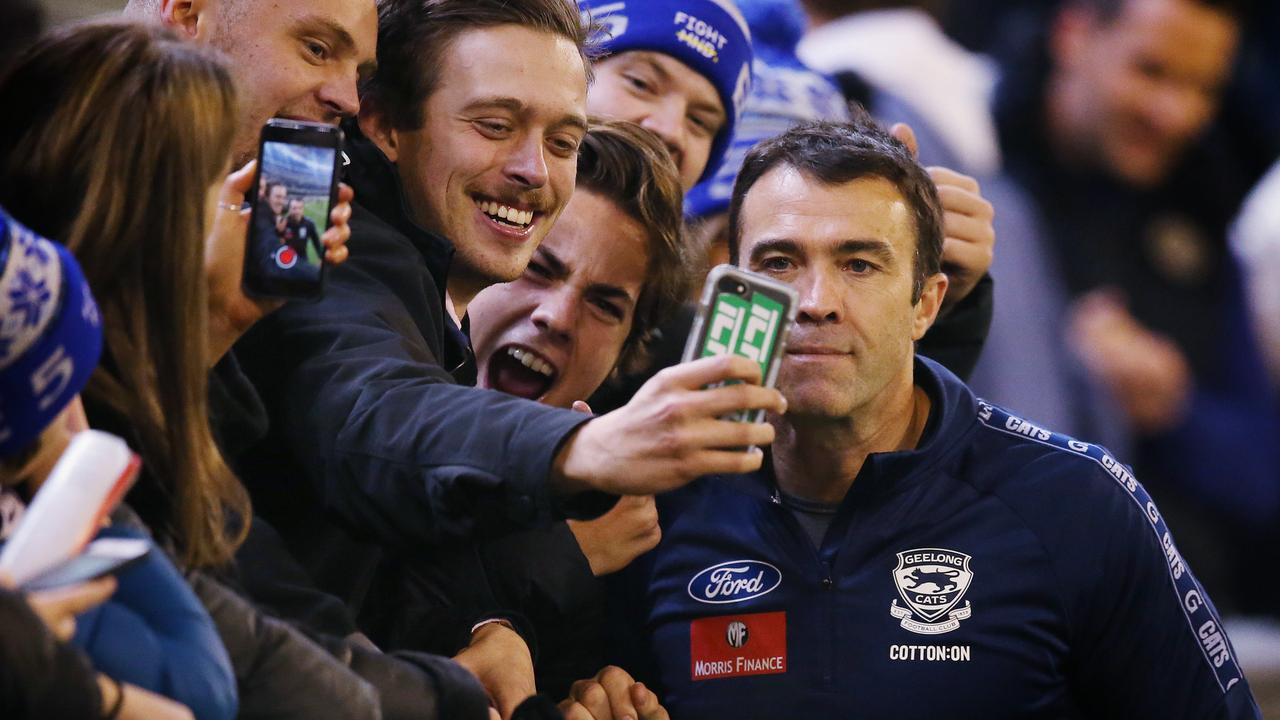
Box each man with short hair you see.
[124,0,377,166]
[282,198,320,259]
[233,5,784,713]
[614,119,1262,718]
[397,120,692,706]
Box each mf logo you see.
[889,548,974,635]
[702,292,783,372]
[725,621,748,648]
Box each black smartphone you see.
[682,265,798,425]
[21,538,150,592]
[243,119,343,300]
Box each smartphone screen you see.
[243,120,342,299]
[683,266,798,424]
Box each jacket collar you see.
[737,355,979,503]
[342,120,478,381]
[342,118,455,298]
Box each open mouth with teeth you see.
[475,198,536,232]
[486,344,558,400]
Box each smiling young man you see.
[231,4,785,708]
[392,119,691,712]
[613,119,1262,719]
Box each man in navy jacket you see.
[614,119,1261,719]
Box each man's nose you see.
[639,100,686,172]
[795,269,842,324]
[530,287,577,344]
[504,134,550,189]
[317,68,360,120]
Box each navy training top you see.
[613,357,1260,719]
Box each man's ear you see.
[911,272,949,342]
[161,0,210,40]
[358,103,400,164]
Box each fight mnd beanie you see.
[0,207,102,456]
[580,0,754,183]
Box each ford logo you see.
[687,559,782,604]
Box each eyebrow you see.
[537,247,570,278]
[636,54,725,123]
[463,96,589,135]
[587,282,636,307]
[637,54,671,82]
[539,248,636,306]
[748,238,896,263]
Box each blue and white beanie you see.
[580,0,754,183]
[0,207,102,457]
[685,0,851,219]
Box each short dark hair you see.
[576,119,691,375]
[363,0,597,130]
[727,118,943,301]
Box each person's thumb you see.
[571,400,593,415]
[223,159,257,199]
[890,123,919,159]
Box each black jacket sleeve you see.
[235,207,606,552]
[917,274,993,381]
[0,588,102,719]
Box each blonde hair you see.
[0,20,250,568]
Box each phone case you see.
[682,264,799,424]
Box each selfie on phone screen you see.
[249,142,333,286]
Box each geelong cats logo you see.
[890,548,973,635]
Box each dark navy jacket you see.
[615,357,1260,719]
[234,124,605,624]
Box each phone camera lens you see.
[736,283,747,295]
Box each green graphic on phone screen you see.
[701,292,785,421]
